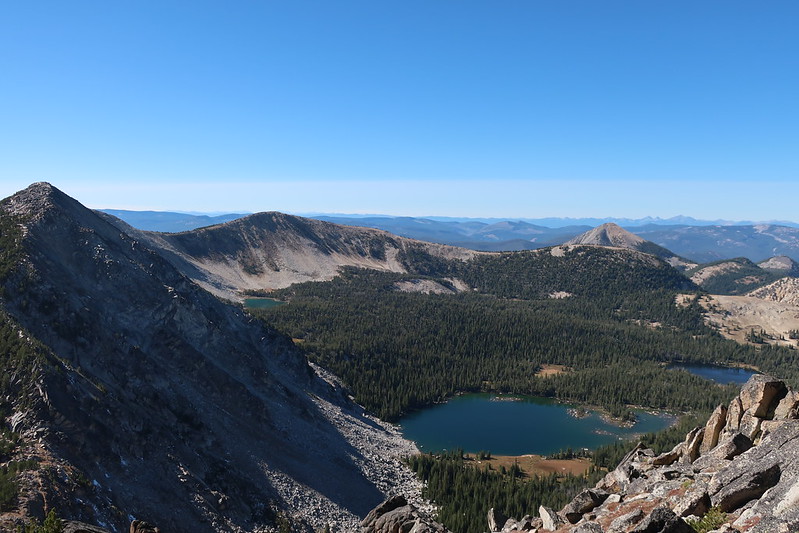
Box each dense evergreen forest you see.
[253,246,799,532]
[251,246,799,531]
[255,248,798,421]
[407,449,603,533]
[407,415,704,533]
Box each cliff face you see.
[364,373,799,533]
[0,184,421,532]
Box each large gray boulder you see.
[361,496,449,533]
[608,508,644,532]
[628,506,692,533]
[708,421,799,515]
[693,432,752,473]
[538,505,564,531]
[562,489,609,523]
[738,374,786,418]
[699,405,728,454]
[774,390,799,419]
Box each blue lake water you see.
[669,364,756,385]
[243,298,285,309]
[399,394,674,456]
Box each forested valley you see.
[250,246,799,532]
[254,247,798,422]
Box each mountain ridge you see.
[110,210,478,301]
[104,210,799,262]
[0,183,422,532]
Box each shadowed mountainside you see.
[0,183,420,532]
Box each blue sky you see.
[1,2,797,220]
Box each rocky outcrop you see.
[63,522,113,533]
[360,496,449,533]
[562,490,609,524]
[129,521,160,533]
[480,374,799,533]
[746,276,799,306]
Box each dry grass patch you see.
[466,454,592,478]
[536,364,569,377]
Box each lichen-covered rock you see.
[723,396,744,436]
[671,484,710,518]
[597,443,653,493]
[573,522,604,533]
[709,454,781,512]
[738,411,763,441]
[693,433,752,472]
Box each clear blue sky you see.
[1,2,797,221]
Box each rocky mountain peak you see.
[1,182,108,237]
[564,223,696,270]
[566,223,646,248]
[2,182,64,217]
[0,185,422,532]
[758,255,799,276]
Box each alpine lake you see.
[243,297,286,309]
[399,365,756,456]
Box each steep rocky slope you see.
[0,183,422,532]
[105,212,476,301]
[565,224,695,270]
[746,277,799,306]
[699,294,799,349]
[364,374,799,533]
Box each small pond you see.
[669,364,756,385]
[243,298,286,309]
[399,394,675,456]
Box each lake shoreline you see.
[400,392,677,457]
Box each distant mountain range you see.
[102,209,246,232]
[104,210,799,263]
